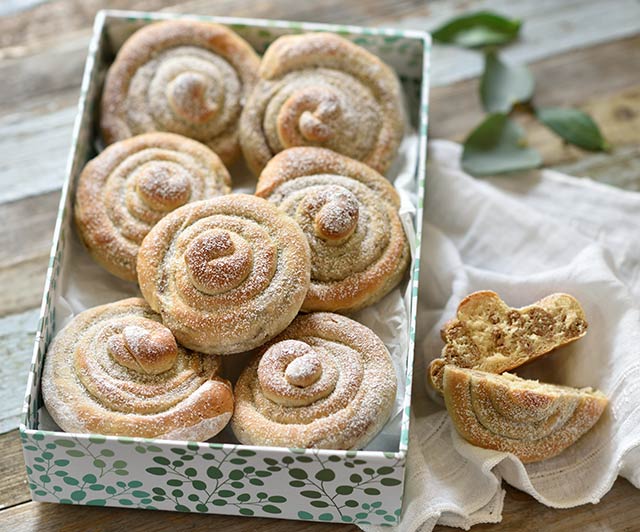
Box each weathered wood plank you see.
[0,309,40,434]
[0,430,30,510]
[2,35,640,204]
[0,499,358,531]
[0,191,58,317]
[0,477,638,531]
[429,35,640,142]
[395,0,640,87]
[436,480,640,532]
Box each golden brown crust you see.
[256,147,410,313]
[74,132,231,281]
[101,20,260,164]
[443,366,607,463]
[429,291,588,392]
[231,312,397,449]
[239,33,404,175]
[41,298,234,440]
[137,194,311,355]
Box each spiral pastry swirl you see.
[443,367,608,463]
[74,132,231,281]
[42,298,234,440]
[256,147,410,313]
[137,194,311,355]
[101,21,260,164]
[232,312,397,449]
[239,33,404,175]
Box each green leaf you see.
[364,487,381,496]
[462,113,541,175]
[288,468,308,480]
[311,500,329,508]
[315,469,335,482]
[153,456,170,466]
[536,107,609,151]
[192,480,207,491]
[196,504,208,513]
[167,479,183,487]
[82,474,97,484]
[66,450,85,457]
[336,485,353,495]
[70,490,86,501]
[262,505,282,514]
[345,499,359,507]
[207,466,223,479]
[380,478,402,486]
[236,449,256,457]
[298,511,313,520]
[268,495,286,503]
[113,460,127,469]
[54,459,69,467]
[349,474,362,483]
[301,490,322,499]
[219,490,235,498]
[175,504,190,512]
[318,513,334,521]
[289,480,305,488]
[229,469,244,480]
[146,467,167,476]
[480,50,534,112]
[295,455,313,463]
[239,508,254,516]
[237,493,250,502]
[184,468,197,477]
[249,478,264,486]
[432,11,521,48]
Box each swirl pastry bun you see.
[101,20,260,164]
[256,147,410,313]
[443,366,607,463]
[42,298,234,440]
[232,312,397,449]
[429,291,588,392]
[240,33,404,175]
[75,132,231,281]
[137,194,311,355]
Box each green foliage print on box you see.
[22,432,158,508]
[275,449,405,525]
[143,445,287,515]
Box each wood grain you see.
[1,0,639,530]
[0,430,30,510]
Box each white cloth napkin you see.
[364,140,640,531]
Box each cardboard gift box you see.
[20,10,430,526]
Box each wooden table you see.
[1,1,639,530]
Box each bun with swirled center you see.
[42,298,234,440]
[256,147,410,313]
[101,20,260,164]
[231,312,397,449]
[74,132,231,281]
[137,194,311,355]
[239,33,404,175]
[443,366,608,463]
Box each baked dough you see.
[101,20,260,164]
[232,312,397,449]
[443,366,607,463]
[429,291,588,392]
[239,32,404,175]
[256,147,410,312]
[74,132,231,281]
[137,194,311,354]
[42,298,234,440]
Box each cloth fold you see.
[363,140,640,531]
